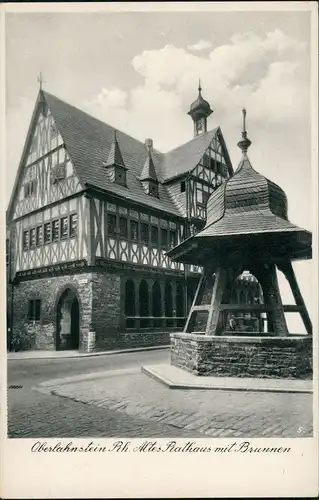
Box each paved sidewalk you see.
[35,366,313,438]
[142,364,313,393]
[7,345,170,360]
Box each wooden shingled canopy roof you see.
[167,110,312,267]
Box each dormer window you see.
[140,148,159,198]
[104,130,128,187]
[180,181,186,193]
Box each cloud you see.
[88,88,128,109]
[82,30,312,327]
[83,29,309,153]
[188,39,212,51]
[82,27,311,239]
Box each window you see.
[23,179,37,199]
[119,217,128,239]
[141,223,149,245]
[197,188,203,204]
[197,184,211,206]
[24,183,31,199]
[51,163,66,184]
[36,226,43,246]
[160,228,168,249]
[30,228,36,249]
[30,179,37,195]
[70,214,77,237]
[44,222,51,243]
[151,226,158,245]
[115,167,127,186]
[149,183,158,198]
[60,217,68,239]
[23,231,29,250]
[169,230,178,248]
[180,181,186,193]
[107,213,117,236]
[28,299,41,321]
[202,153,216,170]
[52,220,60,241]
[130,220,138,240]
[51,122,57,138]
[56,163,66,180]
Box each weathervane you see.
[37,72,45,90]
[198,78,202,93]
[238,108,251,153]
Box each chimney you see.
[145,138,153,152]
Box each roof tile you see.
[43,91,219,217]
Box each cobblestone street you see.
[7,350,312,438]
[47,368,312,438]
[8,386,202,438]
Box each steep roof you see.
[159,129,218,183]
[43,91,179,216]
[8,90,232,220]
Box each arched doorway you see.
[56,288,80,350]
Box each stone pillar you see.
[278,261,312,335]
[254,263,288,336]
[206,267,228,336]
[184,273,205,333]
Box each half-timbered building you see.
[6,84,261,352]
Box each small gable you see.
[193,128,233,185]
[139,150,159,198]
[26,105,64,167]
[103,130,128,187]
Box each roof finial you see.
[242,108,247,137]
[37,71,45,90]
[237,108,251,154]
[198,78,202,94]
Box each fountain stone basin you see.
[170,332,312,380]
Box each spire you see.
[237,108,252,154]
[140,149,158,181]
[188,80,213,137]
[104,129,126,169]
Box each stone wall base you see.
[170,333,313,380]
[94,331,170,351]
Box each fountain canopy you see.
[167,110,312,268]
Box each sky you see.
[4,8,316,331]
